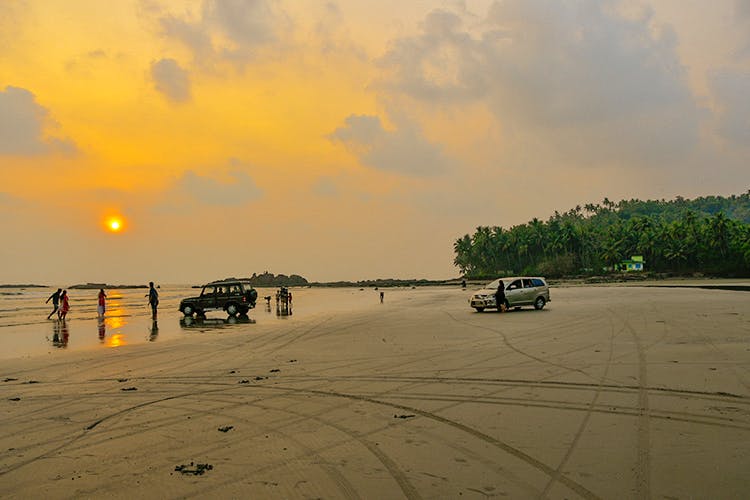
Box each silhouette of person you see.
[495,280,506,313]
[147,282,159,318]
[380,291,384,303]
[58,290,70,320]
[46,288,62,319]
[97,289,107,318]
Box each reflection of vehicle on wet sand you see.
[180,315,256,330]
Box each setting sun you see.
[105,217,124,233]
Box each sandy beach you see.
[1,284,749,499]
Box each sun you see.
[105,216,125,233]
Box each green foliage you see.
[454,192,750,278]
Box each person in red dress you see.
[97,289,106,317]
[58,290,70,320]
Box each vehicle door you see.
[199,286,217,310]
[215,285,229,309]
[531,278,549,301]
[505,279,523,306]
[229,283,244,304]
[521,278,536,304]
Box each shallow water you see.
[0,285,392,360]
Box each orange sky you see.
[1,0,749,284]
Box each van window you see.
[507,279,522,290]
[202,286,215,297]
[523,279,534,288]
[531,278,545,287]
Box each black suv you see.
[179,279,258,317]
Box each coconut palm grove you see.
[453,192,750,279]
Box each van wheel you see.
[182,305,194,317]
[474,307,484,312]
[534,297,546,310]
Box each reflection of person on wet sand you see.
[52,319,69,348]
[60,320,69,346]
[149,319,159,342]
[58,290,70,320]
[46,288,62,319]
[97,289,106,318]
[98,318,106,342]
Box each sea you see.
[0,285,390,360]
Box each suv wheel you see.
[182,305,195,317]
[534,297,546,310]
[226,303,240,317]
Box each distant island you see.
[243,272,309,287]
[0,284,46,288]
[69,283,148,290]
[203,273,462,288]
[310,278,462,288]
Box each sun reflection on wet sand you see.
[107,333,126,348]
[102,306,129,347]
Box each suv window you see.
[507,279,522,290]
[522,278,534,288]
[230,284,243,294]
[202,286,215,296]
[531,278,545,287]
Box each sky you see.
[1,0,749,285]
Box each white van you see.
[469,277,550,312]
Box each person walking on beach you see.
[97,289,107,318]
[46,288,62,319]
[495,280,506,313]
[147,282,159,318]
[58,290,70,320]
[380,291,384,303]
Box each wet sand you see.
[1,285,749,498]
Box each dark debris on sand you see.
[174,462,213,476]
[121,387,138,391]
[394,414,415,419]
[218,426,234,433]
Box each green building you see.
[620,255,645,271]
